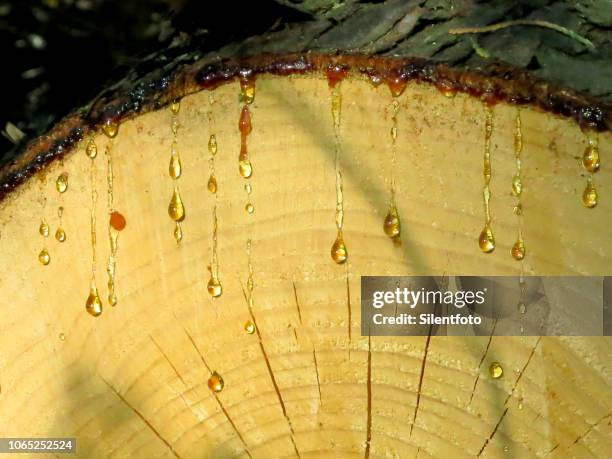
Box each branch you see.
[449,19,595,51]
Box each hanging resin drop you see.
[240,78,256,105]
[102,121,118,138]
[207,175,217,193]
[85,286,103,317]
[582,180,598,208]
[513,203,523,216]
[387,75,407,97]
[38,248,50,265]
[239,159,253,179]
[582,141,600,173]
[110,211,126,231]
[168,189,186,221]
[39,220,49,237]
[439,86,456,98]
[511,174,522,197]
[208,371,224,392]
[171,100,180,115]
[244,320,256,334]
[331,231,348,264]
[245,203,254,214]
[383,209,400,238]
[489,362,503,379]
[511,238,526,260]
[169,149,182,179]
[55,227,66,243]
[208,134,218,155]
[56,173,69,193]
[479,106,495,254]
[239,106,252,135]
[207,275,222,297]
[86,138,98,158]
[326,65,349,89]
[478,225,495,253]
[173,223,183,243]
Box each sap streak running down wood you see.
[85,134,102,316]
[167,100,185,242]
[478,105,495,254]
[327,65,348,265]
[383,91,402,244]
[582,132,601,209]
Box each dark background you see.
[0,0,306,160]
[2,0,611,164]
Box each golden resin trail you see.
[478,106,495,253]
[330,83,348,264]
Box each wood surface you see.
[0,74,610,458]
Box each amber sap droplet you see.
[489,362,503,379]
[110,211,126,231]
[39,220,50,237]
[240,78,255,105]
[582,180,598,208]
[56,173,68,193]
[108,292,117,307]
[86,138,98,158]
[514,129,523,154]
[208,371,224,392]
[168,189,186,222]
[171,118,180,135]
[383,209,400,238]
[513,203,523,216]
[102,121,118,138]
[326,65,349,89]
[239,159,253,179]
[438,84,457,98]
[38,248,50,265]
[174,223,183,243]
[207,175,218,193]
[59,332,66,341]
[245,203,254,214]
[511,174,522,197]
[387,75,407,97]
[207,276,222,297]
[169,150,182,180]
[331,232,348,264]
[208,134,218,155]
[171,100,180,115]
[478,225,495,253]
[239,106,252,135]
[511,238,526,260]
[86,286,103,317]
[244,320,256,334]
[55,227,66,243]
[582,143,600,173]
[368,73,383,87]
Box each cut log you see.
[1,4,612,453]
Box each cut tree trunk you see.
[1,3,612,459]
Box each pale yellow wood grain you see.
[0,75,610,458]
